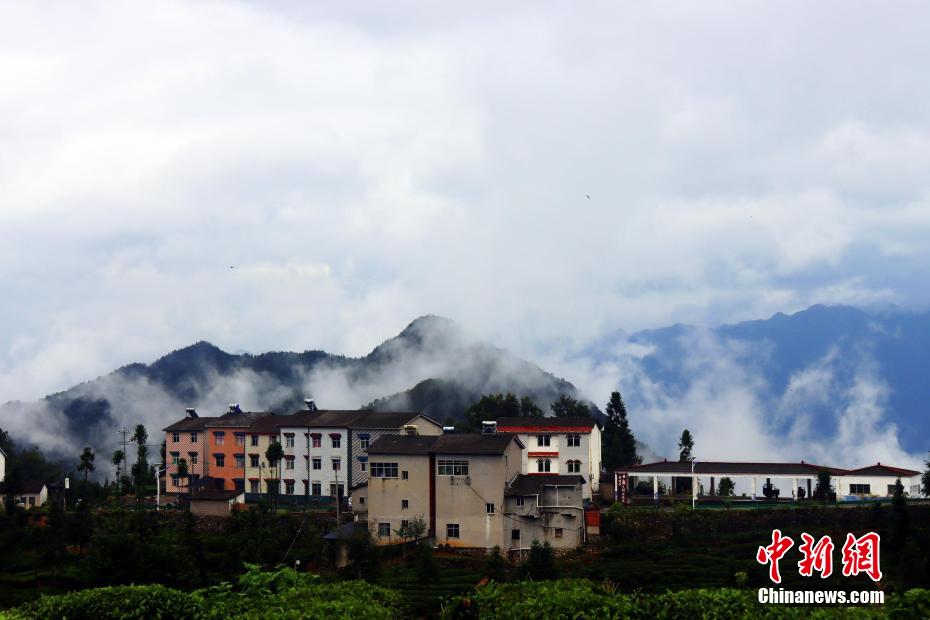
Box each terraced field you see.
[378,555,483,618]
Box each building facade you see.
[164,409,211,494]
[495,417,602,500]
[366,433,525,549]
[0,446,6,483]
[503,474,587,551]
[277,409,443,503]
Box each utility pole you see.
[335,462,340,524]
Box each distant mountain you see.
[0,315,589,462]
[591,304,930,455]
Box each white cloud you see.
[2,0,930,407]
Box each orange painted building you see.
[203,407,272,492]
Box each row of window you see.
[246,480,345,496]
[535,434,582,447]
[375,522,566,541]
[170,452,198,465]
[172,432,346,449]
[213,454,343,470]
[536,459,582,473]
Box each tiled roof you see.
[496,416,598,430]
[280,409,440,430]
[505,474,587,496]
[205,411,273,428]
[615,460,849,476]
[844,463,920,477]
[163,416,217,432]
[368,433,522,455]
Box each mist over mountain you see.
[0,315,588,466]
[590,304,930,468]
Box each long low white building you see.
[612,460,924,501]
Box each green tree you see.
[395,514,427,553]
[521,540,557,580]
[265,441,285,516]
[813,470,833,501]
[603,391,639,469]
[484,545,507,582]
[463,393,543,431]
[131,425,149,506]
[78,446,96,481]
[677,429,694,462]
[891,477,910,549]
[717,477,735,497]
[550,395,592,418]
[177,458,190,506]
[112,450,125,490]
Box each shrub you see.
[9,584,201,619]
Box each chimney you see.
[801,460,805,464]
[304,398,318,412]
[442,426,455,434]
[185,408,198,419]
[482,421,497,435]
[403,424,418,436]
[228,403,241,413]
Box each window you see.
[312,457,321,470]
[887,485,896,495]
[438,460,469,476]
[189,452,198,465]
[234,454,245,468]
[359,434,370,449]
[486,503,495,515]
[249,480,259,493]
[516,496,525,507]
[251,435,259,446]
[312,482,321,496]
[360,461,367,472]
[311,434,321,448]
[214,432,225,446]
[331,483,344,497]
[190,432,198,443]
[511,529,520,541]
[215,454,225,467]
[401,519,408,529]
[850,484,872,494]
[285,435,295,448]
[331,435,341,448]
[265,480,276,494]
[285,458,295,470]
[402,499,409,509]
[537,434,550,447]
[250,455,259,468]
[566,434,581,447]
[370,462,399,478]
[537,458,551,473]
[359,496,365,505]
[172,432,180,443]
[567,459,581,473]
[170,473,179,485]
[235,434,245,447]
[332,458,341,471]
[555,528,563,538]
[446,523,460,539]
[378,523,391,538]
[402,471,409,480]
[170,452,180,465]
[285,481,295,494]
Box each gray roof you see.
[163,416,217,432]
[368,433,522,456]
[845,463,920,477]
[283,409,439,430]
[616,460,848,476]
[506,474,587,496]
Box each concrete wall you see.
[503,487,584,551]
[367,453,431,544]
[837,475,923,498]
[434,440,523,550]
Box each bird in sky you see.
[586,194,591,199]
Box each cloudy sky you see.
[2,1,930,404]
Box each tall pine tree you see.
[603,391,640,469]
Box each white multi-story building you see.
[277,409,443,503]
[0,445,6,484]
[495,417,602,500]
